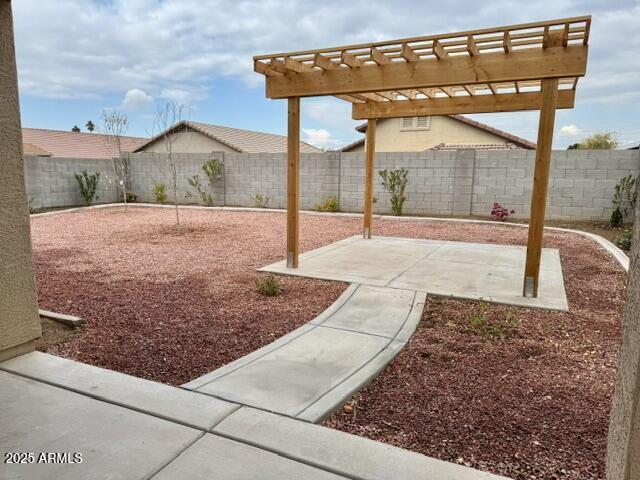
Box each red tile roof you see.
[22,128,148,159]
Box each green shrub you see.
[154,183,168,204]
[254,194,270,208]
[28,197,37,214]
[126,192,137,203]
[255,274,281,296]
[315,196,339,212]
[74,170,100,205]
[379,168,409,216]
[614,229,633,251]
[202,158,223,186]
[611,174,637,226]
[187,175,213,206]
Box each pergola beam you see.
[352,90,575,119]
[264,46,588,99]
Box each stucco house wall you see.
[139,128,239,154]
[345,116,521,152]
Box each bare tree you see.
[102,110,130,211]
[153,102,185,227]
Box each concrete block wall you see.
[24,150,640,222]
[24,155,120,209]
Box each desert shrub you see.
[187,175,213,207]
[254,194,270,208]
[614,229,633,251]
[202,158,223,187]
[154,183,168,204]
[379,168,409,216]
[315,196,339,212]
[255,274,281,296]
[490,202,515,221]
[126,192,137,203]
[74,170,101,205]
[610,174,637,227]
[468,303,519,339]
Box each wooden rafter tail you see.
[376,91,397,101]
[462,85,476,96]
[397,89,417,100]
[314,53,337,70]
[503,31,512,53]
[562,24,570,47]
[440,87,455,97]
[341,51,364,68]
[466,35,479,56]
[514,81,520,93]
[401,43,419,62]
[572,77,579,90]
[285,57,311,73]
[254,59,283,77]
[370,47,390,65]
[335,94,366,104]
[432,39,447,59]
[268,59,289,74]
[487,83,497,95]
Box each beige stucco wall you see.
[140,129,238,154]
[346,116,514,152]
[0,1,41,356]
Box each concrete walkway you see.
[184,284,426,422]
[0,351,508,479]
[261,236,568,311]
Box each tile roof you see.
[23,142,52,156]
[135,121,321,154]
[22,128,148,159]
[347,115,536,151]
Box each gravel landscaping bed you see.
[32,206,625,479]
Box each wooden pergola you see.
[253,16,590,298]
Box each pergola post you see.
[287,97,300,268]
[523,77,559,297]
[363,119,376,238]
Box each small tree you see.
[611,175,638,227]
[102,110,130,211]
[85,120,95,132]
[74,170,101,205]
[153,102,186,227]
[575,131,620,150]
[71,125,80,132]
[379,168,409,216]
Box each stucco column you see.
[0,0,41,361]
[606,195,640,479]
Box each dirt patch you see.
[34,317,80,351]
[31,207,625,478]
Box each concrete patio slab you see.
[184,284,426,421]
[0,351,239,431]
[260,236,568,311]
[215,406,510,480]
[153,432,346,479]
[0,370,201,480]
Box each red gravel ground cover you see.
[31,207,625,480]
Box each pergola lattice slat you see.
[253,16,590,298]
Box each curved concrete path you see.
[183,284,426,422]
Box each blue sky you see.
[13,0,640,149]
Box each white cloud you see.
[302,128,333,149]
[122,88,153,109]
[560,125,581,136]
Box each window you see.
[400,116,431,131]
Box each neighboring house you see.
[134,121,321,154]
[22,128,147,159]
[340,115,535,152]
